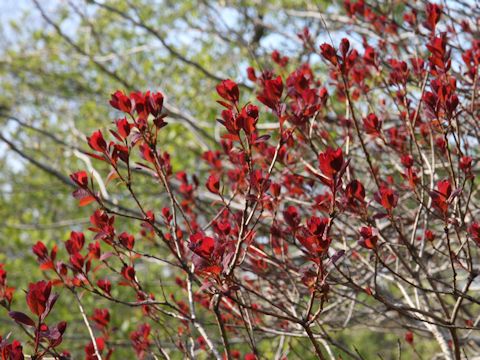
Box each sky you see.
[0,0,27,24]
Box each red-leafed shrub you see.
[1,1,479,359]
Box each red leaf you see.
[26,281,51,316]
[189,233,215,258]
[87,130,107,153]
[405,331,414,344]
[206,175,220,194]
[70,171,89,188]
[9,311,35,327]
[216,79,239,103]
[79,196,96,207]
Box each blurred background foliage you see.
[0,0,425,358]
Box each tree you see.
[1,0,479,359]
[0,1,326,354]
